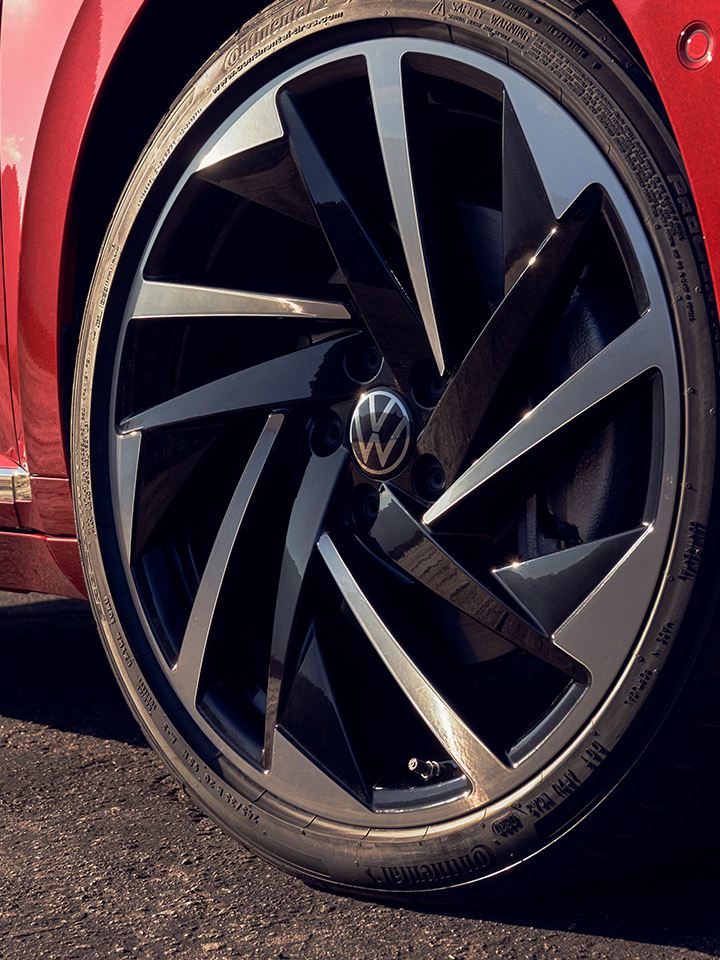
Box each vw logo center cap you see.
[349,389,413,478]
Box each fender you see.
[0,0,717,591]
[615,0,719,311]
[0,0,145,540]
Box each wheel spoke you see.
[501,92,556,294]
[118,333,358,434]
[417,188,600,484]
[274,626,368,800]
[109,37,684,822]
[425,308,666,525]
[263,447,347,767]
[197,85,284,170]
[268,731,375,821]
[553,525,662,685]
[172,414,284,706]
[318,533,508,800]
[492,528,644,635]
[365,47,444,374]
[131,279,351,322]
[279,91,435,393]
[371,488,585,679]
[113,431,142,562]
[501,80,617,221]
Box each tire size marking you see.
[678,521,706,582]
[176,741,261,826]
[551,769,582,800]
[521,790,556,820]
[162,721,178,746]
[135,677,157,714]
[650,620,675,662]
[581,738,610,771]
[624,666,658,707]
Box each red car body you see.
[0,0,717,600]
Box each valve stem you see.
[408,758,442,781]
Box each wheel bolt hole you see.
[346,340,383,384]
[310,413,344,457]
[352,484,380,529]
[413,455,446,502]
[411,360,445,408]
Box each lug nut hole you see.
[345,340,383,384]
[352,484,380,528]
[310,413,344,457]
[413,455,446,501]
[411,360,445,408]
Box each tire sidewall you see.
[71,0,718,897]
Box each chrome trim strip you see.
[0,468,32,504]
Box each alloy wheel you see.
[108,36,681,827]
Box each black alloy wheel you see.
[73,0,720,901]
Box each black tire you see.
[72,0,720,902]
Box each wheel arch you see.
[56,0,656,464]
[1,0,265,546]
[4,0,715,548]
[61,0,268,465]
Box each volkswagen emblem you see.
[349,390,413,478]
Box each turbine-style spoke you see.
[371,489,585,679]
[172,414,284,706]
[493,528,644,635]
[553,525,661,685]
[318,533,508,800]
[279,91,435,393]
[119,333,358,434]
[110,37,683,822]
[131,279,351,322]
[263,447,347,768]
[274,626,368,801]
[502,93,556,294]
[417,188,600,484]
[197,85,285,170]
[501,74,618,221]
[113,431,142,562]
[425,308,665,525]
[365,48,444,374]
[268,732,375,822]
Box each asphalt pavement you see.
[0,591,718,960]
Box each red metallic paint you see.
[0,215,19,475]
[0,0,145,503]
[0,215,22,529]
[15,476,76,537]
[616,0,720,310]
[0,0,717,598]
[0,529,85,598]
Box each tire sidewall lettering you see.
[71,0,716,894]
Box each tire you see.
[72,0,720,902]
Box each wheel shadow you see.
[430,864,720,958]
[2,596,719,956]
[432,869,720,956]
[0,593,145,746]
[400,812,720,954]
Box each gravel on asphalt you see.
[0,593,718,960]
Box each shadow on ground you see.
[0,594,144,746]
[423,872,720,956]
[1,593,718,958]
